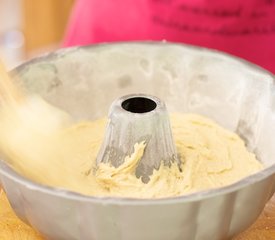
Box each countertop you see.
[0,188,274,239]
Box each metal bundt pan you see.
[0,42,275,240]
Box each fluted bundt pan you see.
[0,42,274,240]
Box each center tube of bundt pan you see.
[96,94,180,183]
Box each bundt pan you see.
[0,42,275,240]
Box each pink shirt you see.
[63,0,275,74]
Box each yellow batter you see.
[0,97,263,198]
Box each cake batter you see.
[0,97,263,198]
